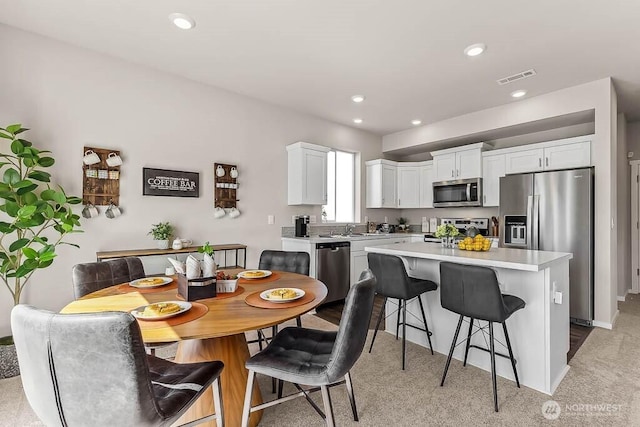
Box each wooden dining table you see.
[60,269,328,427]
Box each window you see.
[323,150,355,223]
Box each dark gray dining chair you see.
[72,257,146,299]
[11,305,224,427]
[439,262,525,412]
[241,269,376,427]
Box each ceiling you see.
[1,0,639,135]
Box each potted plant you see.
[435,224,460,248]
[197,241,217,277]
[397,217,409,232]
[0,124,82,378]
[148,222,173,249]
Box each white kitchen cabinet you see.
[482,154,506,207]
[397,165,420,208]
[431,142,487,181]
[287,142,331,205]
[504,138,592,175]
[351,251,369,288]
[419,162,434,208]
[366,159,398,208]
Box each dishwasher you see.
[315,241,351,304]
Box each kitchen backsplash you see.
[281,224,421,237]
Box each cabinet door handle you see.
[539,158,542,167]
[451,170,454,178]
[545,157,549,167]
[457,169,460,177]
[483,194,486,204]
[398,199,401,206]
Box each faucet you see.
[345,224,355,235]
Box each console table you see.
[96,244,247,268]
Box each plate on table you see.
[260,288,305,303]
[129,276,173,288]
[238,270,272,279]
[131,301,192,321]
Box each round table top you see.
[60,270,328,343]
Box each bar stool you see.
[439,262,525,412]
[367,252,438,370]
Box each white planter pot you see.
[156,239,169,250]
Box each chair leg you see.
[271,377,277,394]
[241,370,255,427]
[150,347,156,356]
[257,330,264,351]
[401,299,407,370]
[395,299,401,340]
[440,315,464,387]
[503,322,520,388]
[277,379,284,398]
[344,372,359,421]
[489,322,499,412]
[463,318,474,367]
[417,296,434,355]
[320,385,335,427]
[296,316,302,327]
[369,296,387,353]
[212,378,224,427]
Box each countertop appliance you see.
[499,167,594,325]
[433,177,483,208]
[295,215,309,237]
[315,241,350,304]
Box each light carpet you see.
[2,296,640,426]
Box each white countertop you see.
[282,233,422,244]
[365,242,572,272]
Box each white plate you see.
[129,276,173,288]
[238,270,272,279]
[260,288,305,303]
[131,301,192,321]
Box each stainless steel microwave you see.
[432,178,483,207]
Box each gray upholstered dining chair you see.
[11,305,225,427]
[241,269,376,427]
[72,257,146,299]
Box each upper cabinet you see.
[503,136,592,175]
[287,142,331,205]
[482,153,506,207]
[397,165,421,208]
[419,162,434,208]
[366,159,397,208]
[431,143,487,181]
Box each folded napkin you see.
[202,254,217,278]
[167,257,185,275]
[186,255,201,280]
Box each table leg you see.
[173,334,263,427]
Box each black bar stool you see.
[367,253,438,370]
[439,262,525,412]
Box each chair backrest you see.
[366,252,412,299]
[11,305,163,426]
[439,262,506,322]
[258,250,310,275]
[325,269,376,383]
[72,257,146,299]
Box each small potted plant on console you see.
[148,222,173,249]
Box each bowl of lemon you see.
[458,235,492,251]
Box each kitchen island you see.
[365,242,572,395]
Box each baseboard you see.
[550,365,571,396]
[617,293,627,302]
[592,310,620,330]
[629,289,639,295]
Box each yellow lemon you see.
[458,243,466,250]
[474,234,484,241]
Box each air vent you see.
[497,69,537,85]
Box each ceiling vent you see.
[496,69,537,85]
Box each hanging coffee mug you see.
[229,207,241,219]
[106,152,123,167]
[216,165,225,177]
[83,150,101,165]
[230,167,238,179]
[81,203,99,219]
[214,207,226,219]
[105,202,122,219]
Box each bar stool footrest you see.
[400,323,433,336]
[469,344,515,363]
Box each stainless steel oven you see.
[432,178,482,207]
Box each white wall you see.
[617,114,631,298]
[383,79,619,326]
[0,24,391,336]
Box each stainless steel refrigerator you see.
[499,167,594,325]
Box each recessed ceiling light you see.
[351,95,365,103]
[464,43,486,57]
[169,13,196,30]
[353,118,363,124]
[511,89,527,98]
[411,119,422,126]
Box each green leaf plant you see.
[0,124,82,307]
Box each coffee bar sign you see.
[143,168,199,198]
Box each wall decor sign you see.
[143,168,199,198]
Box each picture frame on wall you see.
[143,168,199,198]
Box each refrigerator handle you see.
[532,195,540,250]
[526,195,533,249]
